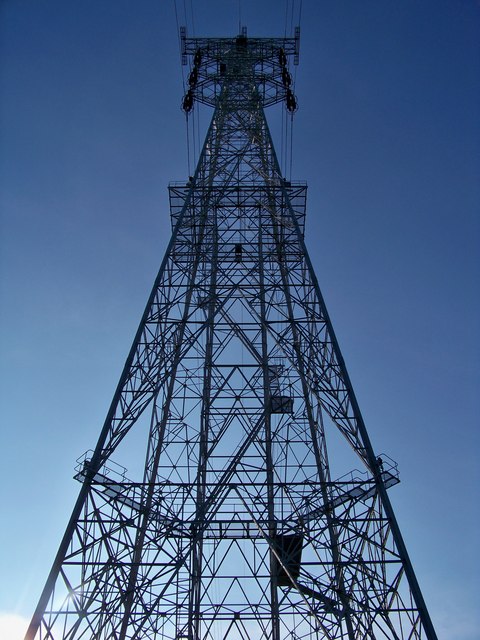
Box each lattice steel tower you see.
[26,30,437,640]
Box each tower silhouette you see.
[26,30,437,640]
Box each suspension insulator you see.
[194,48,202,67]
[282,67,291,88]
[182,89,194,113]
[188,67,198,88]
[278,48,287,67]
[286,89,297,113]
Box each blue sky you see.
[1,1,479,638]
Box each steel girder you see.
[25,34,437,640]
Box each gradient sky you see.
[1,1,479,639]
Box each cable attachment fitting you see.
[182,89,194,113]
[286,88,298,113]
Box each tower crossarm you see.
[180,30,300,109]
[73,453,400,540]
[298,464,400,525]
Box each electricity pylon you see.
[25,30,437,640]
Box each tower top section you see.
[180,27,300,112]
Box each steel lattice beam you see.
[25,31,437,640]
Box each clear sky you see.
[1,1,479,639]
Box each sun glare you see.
[0,613,28,640]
